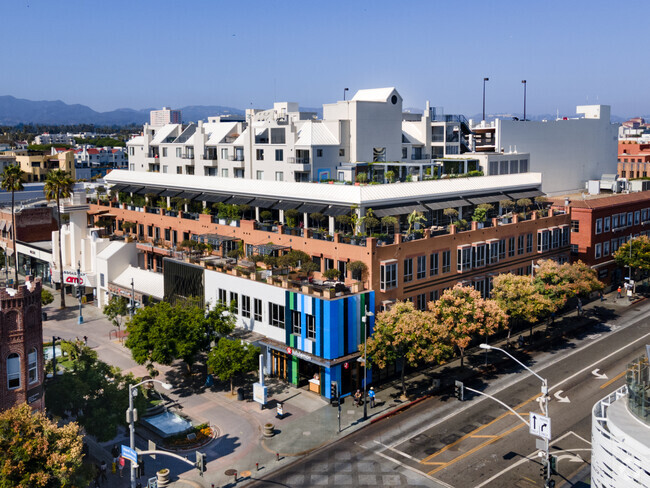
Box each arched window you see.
[7,353,20,389]
[28,348,38,384]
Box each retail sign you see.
[285,347,311,362]
[62,270,88,286]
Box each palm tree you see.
[44,170,74,309]
[0,164,25,286]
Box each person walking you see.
[111,445,119,473]
[354,389,362,407]
[577,298,583,316]
[99,460,107,484]
[118,456,125,477]
[368,387,376,408]
[83,335,88,346]
[617,285,622,298]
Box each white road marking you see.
[553,390,570,403]
[591,369,608,380]
[556,453,584,463]
[373,440,417,460]
[357,443,454,487]
[586,333,602,340]
[568,431,592,446]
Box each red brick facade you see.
[0,277,45,412]
[618,141,650,179]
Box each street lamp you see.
[482,77,490,122]
[521,80,527,121]
[479,344,551,485]
[343,87,349,101]
[77,260,83,325]
[361,307,374,421]
[130,278,135,319]
[127,379,172,488]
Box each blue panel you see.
[347,295,358,354]
[337,300,345,358]
[323,299,333,359]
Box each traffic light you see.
[75,287,82,299]
[454,380,464,401]
[195,451,206,475]
[540,461,548,479]
[330,381,338,403]
[549,455,557,475]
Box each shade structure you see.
[226,196,253,205]
[176,191,202,200]
[110,184,128,192]
[273,200,302,211]
[506,189,544,200]
[466,194,506,205]
[159,189,181,197]
[297,203,327,214]
[425,198,469,211]
[373,204,428,218]
[199,193,229,203]
[249,198,278,209]
[323,206,350,216]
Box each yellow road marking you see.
[426,423,526,475]
[600,370,626,389]
[470,435,497,439]
[420,393,540,464]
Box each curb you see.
[370,394,430,424]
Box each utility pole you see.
[77,261,83,324]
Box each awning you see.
[0,220,6,231]
[87,209,109,216]
[506,189,544,200]
[122,185,144,194]
[374,204,428,218]
[249,198,278,208]
[134,187,163,196]
[5,222,12,232]
[159,189,181,197]
[176,191,202,200]
[323,206,350,217]
[110,184,128,192]
[199,193,229,203]
[226,196,253,206]
[466,194,506,205]
[425,198,469,211]
[273,200,302,211]
[297,203,327,214]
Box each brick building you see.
[551,191,650,286]
[0,277,45,412]
[617,141,650,179]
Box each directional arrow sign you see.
[553,390,570,403]
[592,369,608,380]
[529,412,551,440]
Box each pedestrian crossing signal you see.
[330,381,338,401]
[195,451,206,475]
[454,380,464,401]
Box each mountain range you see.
[0,95,632,126]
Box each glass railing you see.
[626,355,650,425]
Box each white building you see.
[471,105,618,195]
[34,133,76,146]
[150,107,182,126]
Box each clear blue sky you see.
[1,0,646,118]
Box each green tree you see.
[323,268,340,281]
[429,284,508,367]
[284,208,300,227]
[103,295,130,331]
[499,199,515,214]
[125,299,235,373]
[406,210,425,235]
[355,172,368,184]
[361,301,452,397]
[0,403,87,488]
[348,260,368,281]
[533,259,603,309]
[443,207,458,225]
[40,288,54,306]
[0,164,25,285]
[614,235,650,275]
[45,342,148,442]
[385,170,396,183]
[207,339,260,394]
[44,170,74,309]
[300,261,319,277]
[472,203,493,223]
[380,215,398,235]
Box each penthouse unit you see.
[472,105,618,195]
[127,88,474,185]
[551,191,650,286]
[33,133,75,145]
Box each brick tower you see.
[0,277,44,412]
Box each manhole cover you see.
[441,434,460,445]
[240,470,251,477]
[225,469,237,476]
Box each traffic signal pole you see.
[76,262,83,324]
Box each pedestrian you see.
[368,387,376,408]
[354,389,362,407]
[99,460,107,484]
[600,291,604,302]
[83,335,88,346]
[577,298,583,316]
[118,456,125,477]
[617,285,622,298]
[111,445,119,472]
[518,335,525,349]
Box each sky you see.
[1,0,647,118]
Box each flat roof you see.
[550,190,650,209]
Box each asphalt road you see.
[246,299,650,488]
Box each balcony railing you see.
[311,230,333,242]
[163,210,178,217]
[255,222,278,233]
[339,235,367,247]
[287,157,310,165]
[182,212,199,221]
[282,226,303,236]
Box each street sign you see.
[253,382,267,406]
[121,445,138,464]
[529,412,551,440]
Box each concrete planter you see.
[263,423,275,438]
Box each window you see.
[7,353,20,389]
[339,148,345,157]
[242,295,251,318]
[604,216,611,232]
[552,228,561,248]
[222,168,228,177]
[176,147,182,158]
[271,128,286,144]
[221,148,228,159]
[498,239,506,260]
[256,170,264,180]
[635,211,640,225]
[595,218,602,234]
[269,303,285,329]
[306,314,316,340]
[474,243,486,268]
[595,243,602,259]
[526,233,533,253]
[416,293,426,311]
[100,273,105,287]
[611,238,619,253]
[254,298,262,321]
[571,220,580,233]
[612,214,619,228]
[429,290,439,302]
[571,244,579,253]
[643,209,649,222]
[457,246,472,272]
[380,261,398,290]
[416,256,426,279]
[218,288,227,304]
[162,147,168,157]
[628,212,633,226]
[275,149,283,161]
[603,241,610,256]
[403,258,413,282]
[508,237,515,257]
[176,166,182,174]
[256,149,264,160]
[164,228,170,241]
[537,229,550,252]
[519,159,528,172]
[28,348,38,384]
[430,252,439,276]
[518,235,524,255]
[316,149,323,157]
[275,172,283,181]
[442,250,451,273]
[562,226,570,246]
[402,147,408,159]
[487,240,499,264]
[291,310,301,335]
[230,292,239,313]
[324,258,334,271]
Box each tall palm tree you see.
[0,164,25,286]
[44,170,74,309]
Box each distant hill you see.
[0,95,243,126]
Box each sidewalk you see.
[42,284,643,488]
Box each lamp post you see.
[480,344,551,485]
[77,261,83,325]
[130,278,135,319]
[51,336,62,378]
[522,80,527,121]
[482,77,489,122]
[127,379,172,488]
[361,307,374,421]
[343,88,349,101]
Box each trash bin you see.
[42,312,47,321]
[237,387,245,401]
